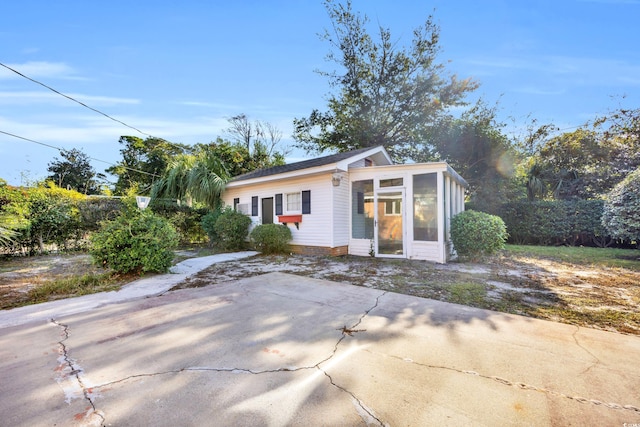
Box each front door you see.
[376,191,404,257]
[262,198,274,224]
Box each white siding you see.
[349,239,372,257]
[223,174,336,248]
[348,159,366,168]
[410,242,441,262]
[331,171,350,247]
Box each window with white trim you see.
[286,192,301,212]
[384,199,402,216]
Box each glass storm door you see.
[376,191,404,256]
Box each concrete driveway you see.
[1,268,639,426]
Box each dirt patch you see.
[174,253,640,336]
[0,254,135,309]
[2,250,639,335]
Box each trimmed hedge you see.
[78,198,123,232]
[450,210,508,258]
[497,199,610,247]
[250,224,292,254]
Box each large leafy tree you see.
[47,148,105,195]
[433,102,519,211]
[293,0,477,161]
[526,114,640,201]
[597,107,640,183]
[106,136,190,195]
[224,114,288,167]
[527,129,605,200]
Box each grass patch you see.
[448,282,487,306]
[532,306,640,334]
[25,273,132,305]
[506,244,640,270]
[172,246,221,264]
[1,273,131,310]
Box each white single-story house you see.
[223,146,467,263]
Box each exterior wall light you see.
[332,170,343,187]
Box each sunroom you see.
[348,162,467,263]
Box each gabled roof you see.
[228,146,392,185]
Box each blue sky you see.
[1,0,639,186]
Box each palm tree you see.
[0,213,19,246]
[152,151,229,209]
[526,162,546,201]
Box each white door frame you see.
[374,188,406,258]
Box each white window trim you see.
[378,176,404,189]
[285,192,302,214]
[384,199,402,216]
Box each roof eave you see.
[225,163,338,188]
[335,146,393,170]
[226,146,392,188]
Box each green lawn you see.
[506,244,640,270]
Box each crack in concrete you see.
[40,283,640,424]
[93,365,316,388]
[315,291,387,368]
[50,291,388,426]
[386,353,640,414]
[50,318,105,427]
[312,290,388,426]
[320,369,387,426]
[571,325,602,375]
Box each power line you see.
[0,61,155,138]
[0,129,160,178]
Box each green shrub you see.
[151,201,208,244]
[450,210,508,258]
[90,208,179,274]
[21,183,85,254]
[250,224,292,254]
[213,207,252,251]
[201,207,224,245]
[603,168,640,244]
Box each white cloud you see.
[0,91,140,106]
[21,47,40,55]
[179,100,242,110]
[0,113,231,147]
[465,54,640,88]
[0,61,82,80]
[513,87,566,96]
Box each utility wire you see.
[0,130,160,178]
[0,61,155,138]
[0,61,163,180]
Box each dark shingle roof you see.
[230,146,380,182]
